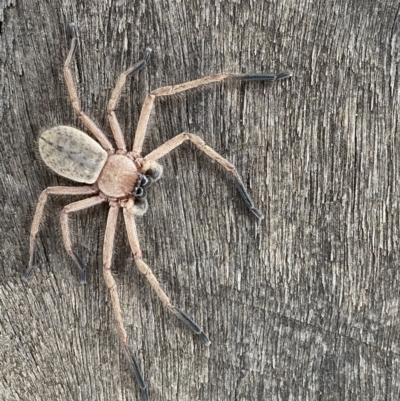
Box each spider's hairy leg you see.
[132,70,291,156]
[23,186,97,282]
[60,196,106,283]
[108,48,152,152]
[123,198,211,346]
[144,133,264,219]
[103,204,149,401]
[64,23,114,152]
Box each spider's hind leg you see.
[23,185,98,282]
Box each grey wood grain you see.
[1,1,400,400]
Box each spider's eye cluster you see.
[132,174,151,198]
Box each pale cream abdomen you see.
[39,126,108,184]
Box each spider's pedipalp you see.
[138,159,164,182]
[133,198,149,216]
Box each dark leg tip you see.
[68,23,77,38]
[277,71,292,80]
[80,271,87,285]
[173,307,211,346]
[199,332,212,346]
[22,266,34,282]
[126,60,147,77]
[72,251,88,284]
[235,181,264,220]
[144,47,152,61]
[141,388,150,401]
[123,344,148,399]
[23,247,38,282]
[251,208,264,220]
[235,70,292,82]
[236,73,276,82]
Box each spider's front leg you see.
[123,198,211,346]
[144,132,264,219]
[131,69,291,157]
[103,204,149,401]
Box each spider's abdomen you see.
[39,126,108,184]
[97,155,139,198]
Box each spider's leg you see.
[144,132,264,219]
[103,204,149,401]
[23,186,97,282]
[123,198,211,346]
[64,23,114,152]
[60,196,106,283]
[131,70,291,157]
[107,48,152,152]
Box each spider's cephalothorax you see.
[24,22,291,401]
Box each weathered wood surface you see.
[1,1,400,400]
